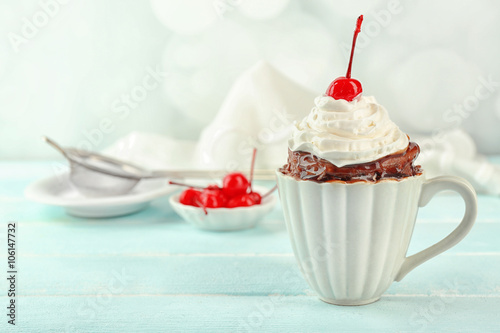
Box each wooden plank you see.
[14,191,499,223]
[2,218,498,256]
[3,255,499,297]
[2,295,499,332]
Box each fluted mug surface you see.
[276,171,477,306]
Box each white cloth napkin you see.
[106,61,316,171]
[104,132,197,170]
[194,61,316,170]
[411,129,500,196]
[105,61,500,195]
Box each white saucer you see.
[25,172,178,218]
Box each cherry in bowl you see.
[169,148,276,230]
[169,185,276,231]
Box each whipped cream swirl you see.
[288,95,409,167]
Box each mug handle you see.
[394,176,478,282]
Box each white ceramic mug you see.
[275,172,478,306]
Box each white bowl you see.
[169,185,276,231]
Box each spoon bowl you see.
[42,136,151,197]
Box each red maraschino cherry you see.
[248,191,261,205]
[173,148,276,211]
[179,188,202,207]
[199,186,227,208]
[222,172,250,198]
[226,194,255,208]
[326,15,364,102]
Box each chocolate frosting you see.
[280,142,422,183]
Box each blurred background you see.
[0,0,499,159]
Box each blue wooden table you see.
[1,160,500,332]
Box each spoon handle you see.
[41,136,70,159]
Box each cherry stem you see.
[345,15,363,79]
[169,180,204,189]
[248,148,257,192]
[262,185,278,199]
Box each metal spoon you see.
[42,136,274,197]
